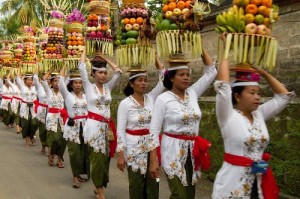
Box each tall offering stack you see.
[0,40,13,70]
[215,0,279,70]
[65,8,85,70]
[115,0,156,69]
[20,26,37,74]
[156,0,213,59]
[13,42,23,67]
[38,27,49,61]
[86,0,113,56]
[40,0,71,71]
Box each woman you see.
[78,48,122,199]
[212,35,294,199]
[33,71,48,154]
[42,70,65,168]
[58,67,89,188]
[15,72,38,147]
[1,77,14,128]
[9,77,22,134]
[116,56,164,199]
[149,49,217,199]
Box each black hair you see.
[163,70,177,90]
[67,80,74,92]
[231,81,246,105]
[123,76,138,96]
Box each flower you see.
[66,8,85,23]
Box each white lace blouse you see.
[149,64,217,186]
[116,70,165,174]
[33,74,48,123]
[78,62,121,154]
[212,81,295,199]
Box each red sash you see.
[73,115,87,120]
[126,129,149,136]
[48,107,68,124]
[2,96,12,100]
[164,133,211,171]
[87,111,117,158]
[224,153,279,199]
[33,100,48,114]
[12,96,22,101]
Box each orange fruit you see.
[77,41,83,45]
[123,18,130,24]
[257,5,267,16]
[261,0,272,8]
[250,0,262,6]
[185,1,191,8]
[265,8,270,17]
[245,4,258,15]
[67,41,72,45]
[176,1,185,10]
[162,5,169,13]
[136,17,144,25]
[129,18,136,25]
[168,2,177,11]
[72,41,78,46]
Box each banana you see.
[215,27,221,34]
[226,25,237,33]
[216,14,227,26]
[218,26,227,33]
[232,13,240,32]
[232,5,239,14]
[225,13,234,28]
[239,7,245,16]
[238,20,245,32]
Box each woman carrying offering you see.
[8,76,22,134]
[1,75,14,128]
[116,56,165,199]
[212,34,295,199]
[42,70,65,168]
[149,48,217,199]
[58,67,89,188]
[15,71,38,147]
[33,71,48,154]
[78,48,122,199]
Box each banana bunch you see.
[215,5,246,34]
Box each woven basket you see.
[23,37,35,43]
[67,22,84,33]
[49,18,64,28]
[88,1,110,15]
[123,0,144,3]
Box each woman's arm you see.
[116,100,128,172]
[78,48,92,91]
[41,69,52,96]
[147,56,165,100]
[58,66,70,99]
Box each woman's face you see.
[131,76,148,94]
[25,77,33,87]
[93,70,107,85]
[72,80,83,93]
[171,69,190,91]
[51,77,59,90]
[235,86,261,112]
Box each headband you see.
[69,77,82,81]
[167,65,189,71]
[129,73,147,80]
[50,75,58,80]
[231,81,260,88]
[92,66,107,72]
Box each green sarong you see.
[14,103,21,126]
[38,121,47,146]
[167,151,195,199]
[90,149,110,188]
[127,164,159,199]
[67,141,90,177]
[3,104,14,126]
[20,110,38,139]
[47,124,66,159]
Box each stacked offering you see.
[86,0,113,56]
[155,0,211,59]
[65,9,85,69]
[20,26,37,73]
[116,0,156,69]
[13,43,23,66]
[216,0,279,69]
[0,42,13,68]
[38,28,49,61]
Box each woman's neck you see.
[132,92,144,101]
[171,87,185,100]
[236,105,253,122]
[53,88,59,93]
[73,91,81,97]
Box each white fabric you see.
[150,64,217,186]
[231,81,259,88]
[58,76,87,144]
[41,80,64,132]
[69,77,82,81]
[0,84,13,111]
[7,81,21,114]
[129,73,147,80]
[167,65,189,71]
[117,70,165,175]
[16,77,37,120]
[33,74,48,123]
[78,62,121,154]
[92,66,107,71]
[212,80,295,199]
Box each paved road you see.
[0,123,212,199]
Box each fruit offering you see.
[215,0,279,35]
[22,42,36,63]
[156,0,212,59]
[86,0,113,56]
[45,27,64,59]
[216,0,280,70]
[13,43,23,65]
